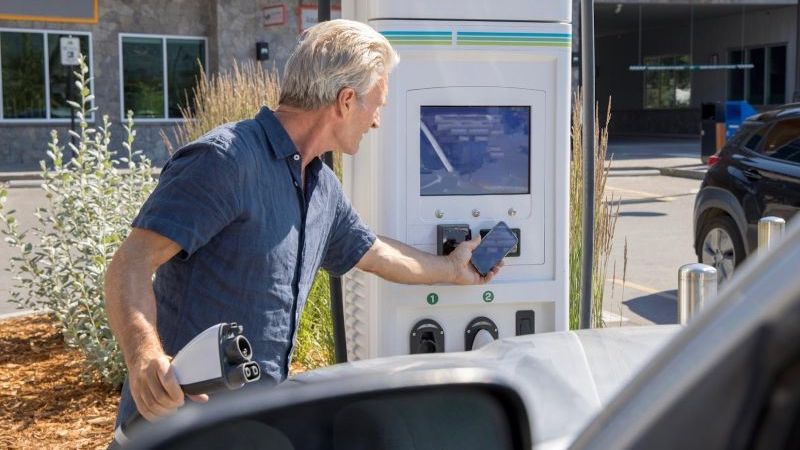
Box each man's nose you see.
[371,112,380,129]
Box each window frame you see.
[118,33,208,123]
[642,53,692,110]
[727,43,788,106]
[0,27,94,123]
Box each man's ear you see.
[335,87,357,118]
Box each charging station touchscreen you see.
[420,106,530,196]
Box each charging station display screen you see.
[420,106,530,196]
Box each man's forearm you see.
[357,235,456,285]
[104,246,165,366]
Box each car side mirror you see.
[123,368,532,450]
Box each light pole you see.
[317,0,348,363]
[580,0,596,329]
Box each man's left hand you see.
[447,235,502,285]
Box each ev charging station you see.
[341,0,572,360]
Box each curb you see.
[0,168,162,185]
[0,172,40,182]
[658,167,707,180]
[0,309,47,321]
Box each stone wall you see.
[0,0,215,169]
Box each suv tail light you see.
[708,154,720,167]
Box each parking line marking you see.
[602,310,630,323]
[608,279,676,300]
[607,186,662,197]
[606,186,676,201]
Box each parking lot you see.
[0,181,47,316]
[601,137,704,326]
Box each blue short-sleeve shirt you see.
[115,107,375,426]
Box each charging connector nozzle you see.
[226,361,261,388]
[223,335,252,364]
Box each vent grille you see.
[343,269,370,360]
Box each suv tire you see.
[697,215,746,283]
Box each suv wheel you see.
[698,215,745,283]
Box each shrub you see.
[294,271,335,369]
[169,60,335,370]
[164,59,280,149]
[568,90,619,329]
[0,55,155,387]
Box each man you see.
[105,19,500,428]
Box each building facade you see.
[0,0,329,170]
[0,0,795,170]
[591,0,798,135]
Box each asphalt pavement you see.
[600,136,706,326]
[0,181,48,316]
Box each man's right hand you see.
[128,352,209,421]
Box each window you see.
[120,34,206,121]
[0,29,92,121]
[761,119,800,164]
[726,122,758,150]
[743,125,768,153]
[729,50,745,101]
[643,55,691,109]
[728,45,787,106]
[768,46,786,105]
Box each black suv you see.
[694,104,800,282]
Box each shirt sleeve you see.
[321,192,376,276]
[132,143,241,260]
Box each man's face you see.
[338,73,388,155]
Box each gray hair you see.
[280,19,399,110]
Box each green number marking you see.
[482,290,495,303]
[427,293,439,305]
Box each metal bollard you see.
[677,263,717,325]
[758,216,786,253]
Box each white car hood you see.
[291,325,680,446]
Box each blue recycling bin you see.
[725,101,757,140]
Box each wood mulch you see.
[0,314,118,449]
[0,314,311,449]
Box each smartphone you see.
[470,221,519,277]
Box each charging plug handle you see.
[464,317,499,351]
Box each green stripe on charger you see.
[458,32,571,37]
[382,31,452,45]
[457,41,571,47]
[387,36,452,40]
[381,31,452,36]
[458,36,569,41]
[386,40,451,45]
[381,31,571,47]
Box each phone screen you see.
[470,221,518,277]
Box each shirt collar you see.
[255,106,300,160]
